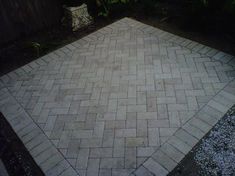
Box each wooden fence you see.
[0,0,63,45]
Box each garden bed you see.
[0,112,44,176]
[0,1,235,76]
[0,18,113,76]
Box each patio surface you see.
[0,18,235,176]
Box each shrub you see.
[95,0,137,17]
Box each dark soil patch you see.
[0,2,235,76]
[129,1,235,57]
[168,105,235,176]
[0,18,114,76]
[0,112,44,176]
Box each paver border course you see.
[0,17,235,176]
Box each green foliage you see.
[95,0,137,17]
[223,0,235,15]
[94,0,163,17]
[80,0,235,22]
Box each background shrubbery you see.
[79,0,235,34]
[182,0,235,33]
[62,0,235,19]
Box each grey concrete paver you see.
[0,17,235,176]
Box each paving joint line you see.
[131,77,235,175]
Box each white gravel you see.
[195,106,235,176]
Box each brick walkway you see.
[0,18,235,176]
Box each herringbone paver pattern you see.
[1,18,235,176]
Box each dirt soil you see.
[0,4,235,76]
[0,112,44,176]
[0,18,114,76]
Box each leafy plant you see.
[31,42,41,57]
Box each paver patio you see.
[0,18,235,176]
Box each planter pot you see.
[62,3,93,31]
